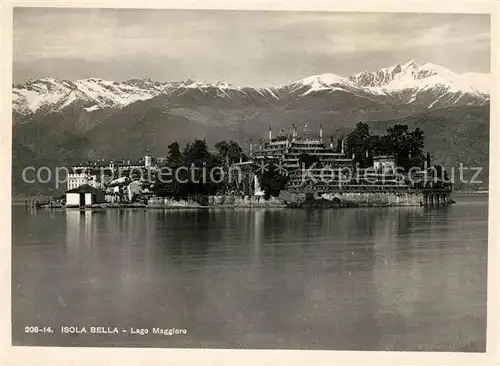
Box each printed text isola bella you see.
[60,326,187,336]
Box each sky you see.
[13,8,491,87]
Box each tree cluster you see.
[153,139,248,201]
[345,122,425,171]
[214,140,247,165]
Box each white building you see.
[373,156,396,172]
[66,185,106,206]
[67,173,99,191]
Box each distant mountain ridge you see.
[13,60,490,119]
[290,60,489,109]
[11,60,490,195]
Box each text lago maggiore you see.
[60,326,187,336]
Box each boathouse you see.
[66,184,106,206]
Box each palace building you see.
[250,125,406,194]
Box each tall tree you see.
[215,141,229,164]
[155,139,222,200]
[227,140,246,163]
[215,140,246,165]
[408,128,425,169]
[167,141,182,166]
[346,122,371,167]
[385,124,424,171]
[370,134,391,156]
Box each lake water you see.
[11,193,488,351]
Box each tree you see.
[342,123,425,171]
[255,160,289,199]
[215,140,246,165]
[167,141,182,166]
[182,139,220,196]
[370,134,392,156]
[346,122,371,167]
[385,124,424,171]
[184,139,210,164]
[154,139,223,200]
[227,140,246,163]
[408,128,425,169]
[182,143,191,157]
[215,141,230,163]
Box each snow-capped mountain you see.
[290,60,489,108]
[290,73,359,94]
[13,77,165,116]
[12,77,280,117]
[346,60,489,107]
[12,60,490,118]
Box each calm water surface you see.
[12,194,488,351]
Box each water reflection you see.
[12,199,487,351]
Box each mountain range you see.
[14,60,489,118]
[12,60,490,194]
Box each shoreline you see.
[21,201,458,211]
[13,189,468,210]
[12,189,487,208]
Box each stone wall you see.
[320,192,424,207]
[148,196,286,208]
[147,197,204,208]
[208,195,285,208]
[148,192,427,208]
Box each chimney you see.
[269,126,272,141]
[292,123,297,140]
[249,139,253,152]
[240,154,243,163]
[330,134,334,148]
[341,138,345,155]
[319,124,323,141]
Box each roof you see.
[66,184,105,194]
